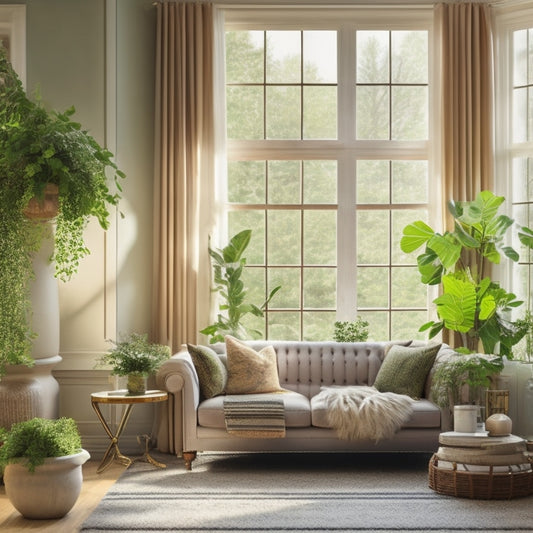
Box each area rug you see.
[80,452,533,533]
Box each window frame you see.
[219,6,439,340]
[494,4,533,319]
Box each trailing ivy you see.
[0,46,125,376]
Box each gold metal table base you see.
[92,402,135,473]
[90,390,168,474]
[132,434,167,469]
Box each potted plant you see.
[0,417,90,519]
[400,190,533,356]
[200,229,281,343]
[96,333,171,394]
[0,46,125,376]
[430,354,503,410]
[333,315,369,342]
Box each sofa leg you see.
[183,451,197,470]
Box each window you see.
[508,26,533,358]
[222,9,435,341]
[494,5,533,359]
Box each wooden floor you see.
[0,460,124,533]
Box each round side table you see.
[91,389,168,474]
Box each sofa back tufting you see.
[215,341,390,398]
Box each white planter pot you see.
[3,449,90,519]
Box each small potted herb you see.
[0,417,90,519]
[430,355,503,414]
[333,316,369,342]
[96,333,171,394]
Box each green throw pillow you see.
[187,344,227,399]
[373,343,441,400]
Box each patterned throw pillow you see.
[224,335,283,394]
[187,344,227,399]
[373,343,441,400]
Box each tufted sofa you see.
[156,340,454,469]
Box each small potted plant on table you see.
[97,333,171,395]
[0,417,90,519]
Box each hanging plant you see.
[0,46,125,376]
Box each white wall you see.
[0,0,157,454]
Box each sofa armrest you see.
[156,346,200,456]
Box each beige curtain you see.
[437,2,494,215]
[152,1,214,352]
[436,2,494,348]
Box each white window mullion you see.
[337,155,357,321]
[336,25,357,321]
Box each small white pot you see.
[3,449,90,519]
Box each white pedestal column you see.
[0,224,61,428]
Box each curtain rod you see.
[151,0,436,6]
[151,0,518,7]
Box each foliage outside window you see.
[223,12,433,342]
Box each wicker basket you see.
[428,454,533,500]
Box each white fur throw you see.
[315,386,415,442]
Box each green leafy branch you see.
[200,229,281,344]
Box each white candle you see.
[454,405,478,433]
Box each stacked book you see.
[436,431,530,472]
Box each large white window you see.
[494,4,533,359]
[221,8,435,341]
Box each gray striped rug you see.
[81,452,533,533]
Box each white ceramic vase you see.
[3,449,90,519]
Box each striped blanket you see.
[223,396,286,438]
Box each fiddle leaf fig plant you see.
[400,190,533,357]
[200,229,281,344]
[0,46,124,376]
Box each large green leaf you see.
[453,221,480,248]
[222,229,251,263]
[478,293,496,321]
[485,214,513,239]
[434,274,477,333]
[518,226,533,249]
[478,315,503,355]
[400,220,435,254]
[483,242,501,264]
[427,233,462,270]
[417,250,443,285]
[474,190,505,225]
[501,246,519,262]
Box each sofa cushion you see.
[188,344,227,399]
[311,395,440,429]
[373,343,441,399]
[225,336,283,394]
[198,390,311,428]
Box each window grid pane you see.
[511,27,533,360]
[227,159,338,340]
[224,24,431,342]
[356,30,428,141]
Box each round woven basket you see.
[428,454,533,500]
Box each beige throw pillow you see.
[225,336,283,394]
